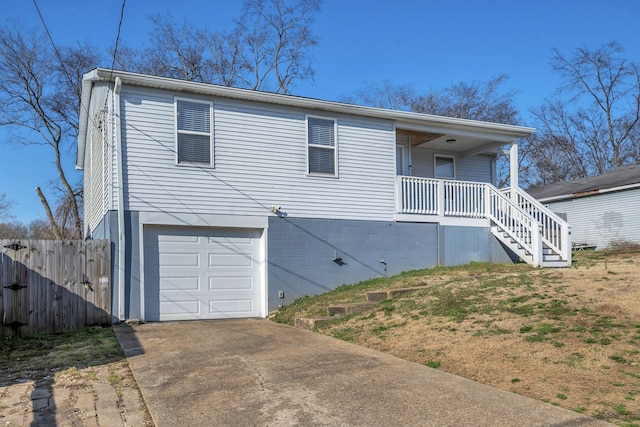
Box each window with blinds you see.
[307,116,336,176]
[176,99,213,166]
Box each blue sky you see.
[2,0,640,223]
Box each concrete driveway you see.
[114,319,610,427]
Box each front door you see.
[396,142,410,175]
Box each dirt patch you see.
[0,326,153,426]
[279,251,640,426]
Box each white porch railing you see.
[503,187,572,265]
[398,177,487,217]
[396,176,570,267]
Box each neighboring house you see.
[527,163,640,250]
[77,69,570,323]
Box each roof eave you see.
[88,68,535,143]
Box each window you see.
[434,155,455,179]
[176,99,213,166]
[307,116,336,176]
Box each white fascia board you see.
[87,68,535,142]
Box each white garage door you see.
[144,226,263,321]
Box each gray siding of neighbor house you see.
[544,189,640,250]
[439,225,516,266]
[267,217,439,309]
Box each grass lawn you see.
[272,249,640,427]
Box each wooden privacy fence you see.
[0,239,111,336]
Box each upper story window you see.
[434,154,455,179]
[176,98,213,166]
[307,116,337,176]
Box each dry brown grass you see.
[273,250,640,426]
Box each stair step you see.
[294,316,334,330]
[366,286,430,302]
[541,259,571,268]
[327,301,377,316]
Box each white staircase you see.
[492,187,571,267]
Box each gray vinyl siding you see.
[119,86,396,221]
[90,210,141,322]
[84,83,112,237]
[410,146,493,183]
[545,189,640,250]
[439,225,515,265]
[456,154,494,182]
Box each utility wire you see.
[32,0,75,88]
[109,0,127,78]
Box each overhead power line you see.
[32,0,74,87]
[110,0,127,75]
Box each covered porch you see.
[392,121,571,268]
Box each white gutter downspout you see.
[114,77,126,321]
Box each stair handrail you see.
[504,187,571,263]
[485,184,542,266]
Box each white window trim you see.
[306,114,338,178]
[434,154,456,179]
[174,97,214,167]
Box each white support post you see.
[509,143,519,201]
[437,180,445,217]
[562,222,572,265]
[395,176,403,214]
[532,223,543,267]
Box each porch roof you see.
[77,68,535,168]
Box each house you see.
[527,163,640,250]
[77,69,570,323]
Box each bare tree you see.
[0,222,28,239]
[345,75,519,124]
[345,75,521,186]
[236,0,320,93]
[127,0,321,93]
[526,42,640,186]
[143,14,211,82]
[0,218,58,239]
[0,22,98,238]
[408,75,520,125]
[341,80,416,110]
[0,193,13,221]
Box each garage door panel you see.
[209,299,253,315]
[208,253,254,267]
[207,241,258,253]
[158,234,200,243]
[144,226,262,321]
[159,301,200,317]
[160,253,201,267]
[209,276,253,290]
[160,277,200,291]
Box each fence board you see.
[0,240,111,336]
